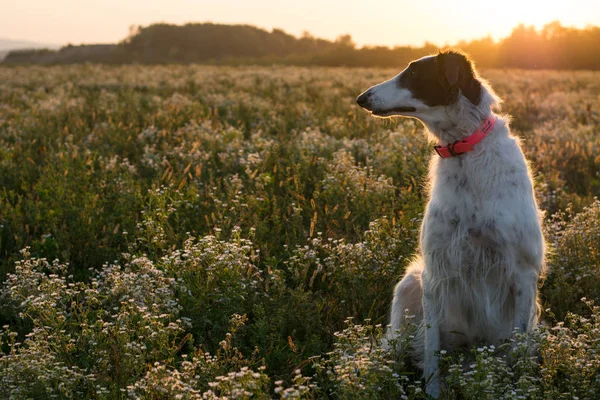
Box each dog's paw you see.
[426,379,441,399]
[424,369,441,399]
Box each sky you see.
[1,0,599,48]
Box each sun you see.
[475,0,593,40]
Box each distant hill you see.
[4,44,118,64]
[2,24,343,66]
[122,23,341,63]
[0,38,61,51]
[3,22,600,69]
[0,38,61,62]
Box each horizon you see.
[1,0,599,49]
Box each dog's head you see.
[356,50,483,120]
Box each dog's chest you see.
[421,161,505,275]
[425,162,482,229]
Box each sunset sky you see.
[1,0,599,47]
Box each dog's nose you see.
[356,91,372,109]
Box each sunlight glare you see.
[474,0,590,40]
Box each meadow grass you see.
[0,65,599,399]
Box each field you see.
[0,65,599,399]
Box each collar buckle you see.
[447,142,457,157]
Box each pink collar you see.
[433,116,496,158]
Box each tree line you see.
[4,21,600,69]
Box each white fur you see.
[371,59,546,398]
[362,75,419,116]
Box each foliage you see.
[543,200,600,319]
[0,65,599,398]
[312,319,425,399]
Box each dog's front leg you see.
[422,281,441,398]
[513,270,539,333]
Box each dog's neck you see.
[424,118,483,145]
[419,85,498,145]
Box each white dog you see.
[357,50,545,397]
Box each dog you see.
[356,50,545,397]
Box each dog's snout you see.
[356,91,373,109]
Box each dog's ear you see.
[442,54,461,87]
[438,51,482,106]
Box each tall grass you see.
[0,65,599,398]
